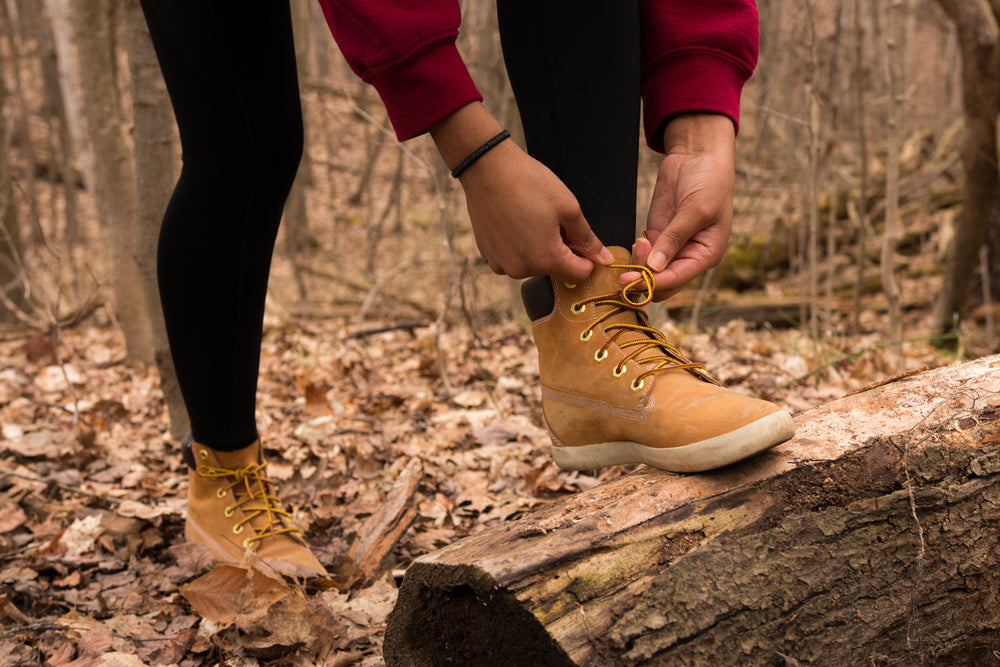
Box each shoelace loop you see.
[573,263,720,387]
[197,461,300,545]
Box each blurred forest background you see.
[2,0,1000,663]
[2,0,999,414]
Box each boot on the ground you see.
[182,435,327,578]
[521,246,794,472]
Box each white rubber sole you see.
[550,409,795,473]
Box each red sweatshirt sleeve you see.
[641,0,759,152]
[317,0,482,142]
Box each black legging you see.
[498,1,641,250]
[142,1,639,451]
[140,0,302,451]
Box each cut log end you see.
[384,564,574,667]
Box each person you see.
[138,0,793,578]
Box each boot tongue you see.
[586,246,634,296]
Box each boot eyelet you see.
[594,349,608,362]
[233,525,244,535]
[216,489,226,498]
[570,302,586,314]
[198,449,208,459]
[224,506,234,518]
[243,539,251,548]
[613,365,627,378]
[564,282,576,289]
[631,378,645,392]
[579,329,592,342]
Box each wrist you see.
[430,102,505,172]
[662,113,736,155]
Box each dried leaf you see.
[59,515,104,557]
[0,503,26,532]
[3,428,78,458]
[179,564,291,625]
[115,499,182,521]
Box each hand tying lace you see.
[571,263,720,387]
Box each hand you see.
[431,103,612,283]
[621,113,736,301]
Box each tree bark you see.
[125,0,189,439]
[46,0,154,363]
[0,51,26,323]
[931,0,1000,334]
[385,355,1000,666]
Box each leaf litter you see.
[0,309,958,664]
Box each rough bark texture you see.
[125,0,189,439]
[385,355,1000,666]
[46,0,153,362]
[932,0,1000,333]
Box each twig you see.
[346,320,426,339]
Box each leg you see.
[500,3,795,472]
[141,0,302,451]
[497,0,640,249]
[140,0,324,575]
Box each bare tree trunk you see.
[284,0,313,302]
[125,0,189,439]
[46,0,154,363]
[931,0,1000,335]
[2,0,45,245]
[882,0,905,353]
[0,55,26,323]
[851,0,872,335]
[804,1,821,341]
[36,6,81,252]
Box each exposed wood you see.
[385,355,1000,666]
[347,457,423,582]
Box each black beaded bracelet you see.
[450,129,511,178]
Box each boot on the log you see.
[521,246,794,472]
[182,434,327,578]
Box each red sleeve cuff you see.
[642,50,749,153]
[367,40,483,142]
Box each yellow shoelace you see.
[572,263,720,389]
[197,461,300,545]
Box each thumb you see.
[560,211,614,267]
[645,215,697,273]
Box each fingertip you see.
[649,251,667,272]
[620,270,640,284]
[597,247,614,265]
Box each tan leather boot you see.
[523,246,794,473]
[183,435,327,578]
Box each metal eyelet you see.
[613,365,627,378]
[243,539,251,548]
[224,507,234,518]
[594,349,608,362]
[233,524,244,535]
[579,329,593,342]
[570,301,586,314]
[564,282,576,289]
[198,449,208,459]
[216,489,226,498]
[631,378,645,392]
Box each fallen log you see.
[384,355,1000,666]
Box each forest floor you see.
[1,86,996,666]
